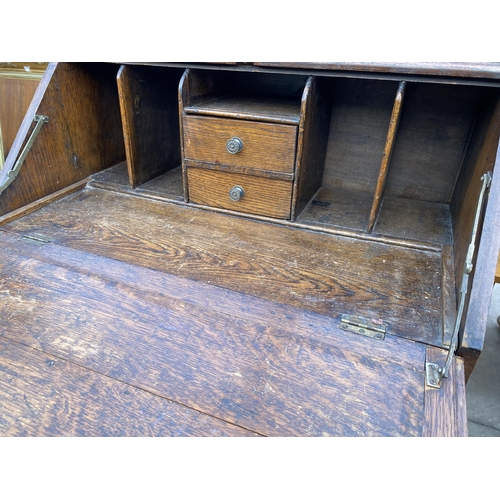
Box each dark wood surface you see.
[291,77,331,220]
[253,62,500,80]
[117,64,184,188]
[423,346,467,436]
[0,336,256,437]
[2,187,446,347]
[184,95,301,125]
[0,63,125,216]
[0,220,465,436]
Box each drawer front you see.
[187,168,293,219]
[183,115,297,174]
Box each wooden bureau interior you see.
[63,63,500,354]
[2,62,500,436]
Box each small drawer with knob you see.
[186,167,293,219]
[182,115,297,174]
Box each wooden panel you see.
[0,230,429,436]
[0,75,40,156]
[184,95,301,124]
[496,252,500,284]
[187,167,292,218]
[0,337,255,437]
[367,81,406,232]
[183,115,297,173]
[117,64,184,188]
[423,346,467,437]
[0,63,125,216]
[322,78,399,194]
[253,62,500,80]
[385,82,482,203]
[2,188,445,347]
[291,77,332,220]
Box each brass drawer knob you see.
[226,137,243,154]
[229,185,245,201]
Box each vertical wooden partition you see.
[367,81,406,232]
[117,64,184,188]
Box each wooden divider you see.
[367,81,406,232]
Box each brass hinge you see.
[19,233,51,245]
[339,314,387,340]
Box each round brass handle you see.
[229,185,245,201]
[226,137,243,154]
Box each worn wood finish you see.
[322,78,399,196]
[183,115,297,174]
[291,77,331,220]
[0,74,41,156]
[0,337,256,437]
[253,62,500,80]
[2,187,445,346]
[90,162,184,201]
[373,197,453,246]
[187,167,293,218]
[423,346,467,437]
[0,63,125,216]
[184,95,301,125]
[117,64,183,188]
[385,83,482,203]
[367,81,406,232]
[0,230,432,436]
[0,179,88,227]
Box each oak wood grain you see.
[0,63,125,216]
[0,337,256,437]
[2,187,445,346]
[117,64,183,188]
[423,346,467,437]
[0,231,428,436]
[367,81,406,232]
[187,167,293,218]
[183,115,297,174]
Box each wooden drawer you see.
[187,167,293,219]
[183,115,297,174]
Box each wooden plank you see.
[322,78,399,195]
[385,82,482,203]
[0,232,428,436]
[0,337,256,437]
[367,81,406,232]
[117,64,184,188]
[423,346,467,437]
[184,95,301,125]
[253,62,500,80]
[2,187,445,346]
[0,179,88,227]
[291,76,332,220]
[0,63,125,216]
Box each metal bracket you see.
[0,114,49,196]
[339,314,387,340]
[425,171,492,388]
[19,233,51,246]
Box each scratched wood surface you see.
[0,228,440,436]
[2,187,446,347]
[0,336,256,437]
